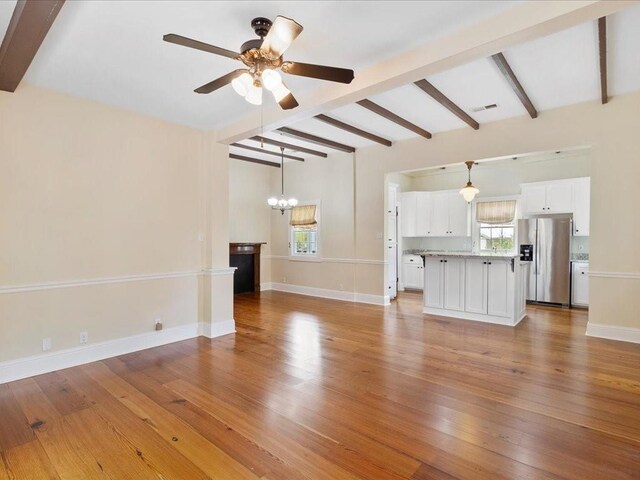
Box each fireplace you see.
[229,243,265,294]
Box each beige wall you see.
[263,92,640,328]
[0,86,230,363]
[228,160,273,284]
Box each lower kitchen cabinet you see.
[424,257,443,308]
[572,262,589,306]
[402,255,424,290]
[443,258,465,311]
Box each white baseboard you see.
[265,282,389,306]
[260,282,273,291]
[200,319,236,339]
[586,323,640,344]
[0,321,235,385]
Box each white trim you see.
[0,320,238,384]
[265,255,385,265]
[586,323,640,344]
[202,267,237,276]
[0,270,201,295]
[422,307,525,327]
[0,268,237,295]
[265,282,389,306]
[589,271,640,279]
[200,320,236,339]
[260,282,273,291]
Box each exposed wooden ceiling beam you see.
[249,136,328,158]
[356,99,432,139]
[0,0,65,92]
[414,79,479,130]
[276,127,356,153]
[491,52,538,119]
[314,114,392,147]
[230,143,304,162]
[598,16,608,105]
[229,153,280,168]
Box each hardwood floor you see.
[1,291,640,479]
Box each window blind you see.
[476,200,516,225]
[290,205,317,228]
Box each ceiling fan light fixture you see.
[231,72,253,96]
[245,83,263,105]
[262,69,282,91]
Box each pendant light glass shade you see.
[460,183,480,203]
[267,197,278,206]
[231,73,253,96]
[262,69,282,91]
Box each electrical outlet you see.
[578,244,584,251]
[198,233,205,242]
[42,338,52,352]
[339,283,344,291]
[79,332,88,344]
[282,276,287,283]
[155,319,163,331]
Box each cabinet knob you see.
[488,262,492,265]
[483,262,486,264]
[576,229,579,233]
[581,272,585,275]
[444,260,448,263]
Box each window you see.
[479,223,515,252]
[476,199,516,252]
[290,203,319,257]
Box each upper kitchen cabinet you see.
[521,180,573,215]
[400,192,417,237]
[572,177,591,236]
[401,190,469,237]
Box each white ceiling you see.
[11,1,516,129]
[2,0,639,165]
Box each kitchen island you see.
[419,252,529,326]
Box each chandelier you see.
[460,160,480,203]
[267,147,298,214]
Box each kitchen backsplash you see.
[571,236,589,254]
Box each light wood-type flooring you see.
[1,291,639,479]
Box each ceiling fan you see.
[164,16,355,110]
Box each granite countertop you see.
[417,250,519,260]
[571,253,589,261]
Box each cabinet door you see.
[487,261,513,318]
[443,258,465,311]
[403,263,421,289]
[545,183,573,213]
[465,259,488,314]
[572,178,590,236]
[415,192,432,236]
[447,193,469,237]
[424,257,444,308]
[429,193,450,236]
[522,185,547,215]
[400,192,417,237]
[572,262,589,306]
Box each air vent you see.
[470,103,498,113]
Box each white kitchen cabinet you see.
[487,260,513,317]
[415,192,432,236]
[521,181,573,215]
[443,258,465,311]
[572,178,590,236]
[400,192,417,237]
[572,262,589,306]
[464,258,488,314]
[429,192,469,236]
[429,193,450,236]
[424,257,444,308]
[402,255,424,290]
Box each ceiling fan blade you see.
[281,61,354,84]
[276,84,299,110]
[194,69,248,94]
[260,16,303,58]
[163,33,240,60]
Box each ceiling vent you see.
[470,104,498,113]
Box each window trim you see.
[289,200,321,261]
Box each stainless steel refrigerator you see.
[518,217,571,305]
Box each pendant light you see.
[460,160,479,203]
[267,147,298,214]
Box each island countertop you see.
[417,251,519,260]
